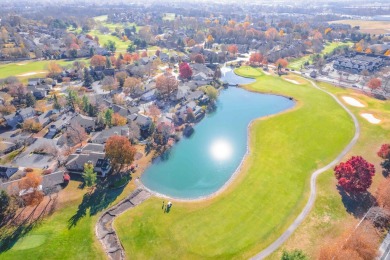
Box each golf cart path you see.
[95,188,151,260]
[251,79,360,259]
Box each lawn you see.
[0,58,90,80]
[329,20,390,34]
[114,67,355,259]
[271,81,390,259]
[288,41,353,71]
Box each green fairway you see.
[271,82,390,259]
[0,58,90,80]
[288,41,353,71]
[114,67,355,259]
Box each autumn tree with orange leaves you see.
[18,172,44,206]
[105,135,136,174]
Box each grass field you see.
[114,67,355,259]
[0,181,105,260]
[271,81,390,259]
[0,58,90,80]
[329,20,390,34]
[288,41,353,71]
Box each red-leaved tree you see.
[179,62,193,80]
[367,78,382,91]
[249,53,263,65]
[334,156,375,193]
[105,136,136,174]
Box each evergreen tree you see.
[82,163,97,187]
[83,68,93,88]
[89,47,95,57]
[82,95,89,113]
[53,94,61,110]
[26,92,36,107]
[104,109,113,127]
[106,56,112,69]
[0,190,11,222]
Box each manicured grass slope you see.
[0,182,104,260]
[271,82,390,259]
[114,67,355,259]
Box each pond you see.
[141,71,294,199]
[221,67,256,85]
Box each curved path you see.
[96,78,360,260]
[95,188,151,260]
[251,78,360,259]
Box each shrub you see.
[25,168,34,172]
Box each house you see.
[65,152,111,177]
[333,54,385,74]
[91,126,130,144]
[70,114,96,132]
[185,90,205,101]
[0,166,19,180]
[4,107,35,128]
[141,89,157,102]
[37,109,59,127]
[128,114,152,131]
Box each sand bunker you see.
[284,78,300,85]
[17,71,46,77]
[342,96,365,107]
[361,113,381,124]
[262,70,271,75]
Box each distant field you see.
[329,20,390,34]
[163,13,176,21]
[0,58,90,80]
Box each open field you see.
[329,20,390,34]
[0,58,90,80]
[88,30,130,53]
[114,67,355,259]
[288,41,353,71]
[271,81,390,259]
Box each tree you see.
[281,250,308,260]
[22,119,42,133]
[186,107,196,123]
[378,144,390,176]
[90,55,106,67]
[64,122,88,147]
[47,61,63,78]
[179,62,193,80]
[115,71,127,88]
[156,73,178,100]
[66,89,79,111]
[104,40,116,52]
[201,85,218,101]
[105,56,112,69]
[123,77,142,95]
[376,177,390,210]
[127,43,136,53]
[249,52,263,65]
[194,54,205,64]
[105,136,136,174]
[82,95,89,113]
[367,78,382,91]
[227,45,238,56]
[26,92,36,107]
[18,172,44,206]
[82,163,97,188]
[0,190,11,223]
[112,113,127,126]
[104,108,113,127]
[334,156,375,193]
[101,76,117,94]
[148,105,161,123]
[276,58,288,72]
[83,68,93,88]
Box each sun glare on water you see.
[210,139,233,161]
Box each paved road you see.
[251,78,360,259]
[95,188,151,260]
